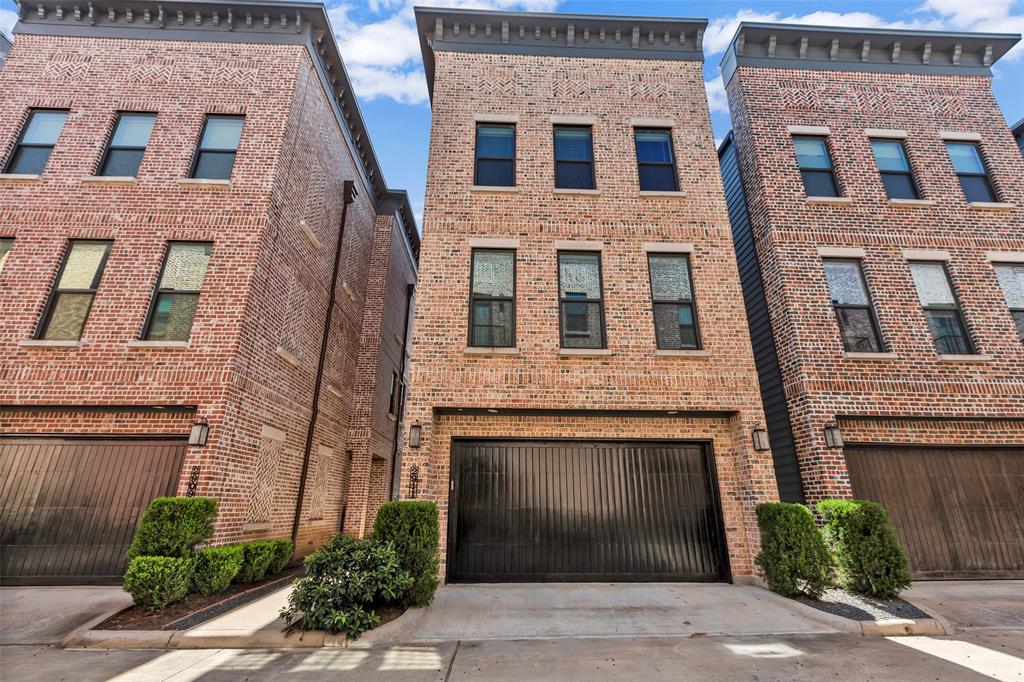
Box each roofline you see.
[1013,117,1024,136]
[733,21,1021,42]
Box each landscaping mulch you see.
[797,587,930,622]
[97,567,303,631]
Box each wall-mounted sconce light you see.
[408,422,422,448]
[188,420,210,446]
[824,424,844,449]
[752,428,770,452]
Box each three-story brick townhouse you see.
[0,0,419,584]
[399,7,778,584]
[718,23,1023,579]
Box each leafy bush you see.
[754,502,832,598]
[192,546,244,596]
[817,499,911,599]
[280,534,412,640]
[268,540,294,576]
[123,556,193,609]
[235,540,278,584]
[126,497,217,560]
[372,501,440,607]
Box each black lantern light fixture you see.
[824,423,844,449]
[189,420,210,446]
[752,427,770,452]
[408,422,422,448]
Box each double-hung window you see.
[142,242,212,341]
[870,139,919,200]
[190,115,244,180]
[4,109,68,175]
[468,249,515,347]
[823,259,884,353]
[474,124,515,187]
[909,261,973,355]
[99,112,156,177]
[0,238,12,276]
[994,263,1024,343]
[558,252,605,349]
[634,128,678,191]
[793,136,839,197]
[37,240,112,341]
[945,142,997,203]
[553,125,595,190]
[648,253,700,350]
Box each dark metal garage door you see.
[0,437,187,584]
[845,445,1024,580]
[448,440,726,582]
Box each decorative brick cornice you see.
[720,22,1020,84]
[414,7,707,101]
[13,0,419,259]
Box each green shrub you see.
[754,502,832,598]
[235,541,277,584]
[126,497,218,561]
[372,501,440,607]
[123,556,193,609]
[267,540,294,576]
[280,534,412,640]
[192,546,244,596]
[817,499,911,599]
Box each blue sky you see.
[3,0,1022,226]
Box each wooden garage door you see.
[448,440,726,582]
[845,445,1024,580]
[0,438,187,584]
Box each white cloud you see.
[917,0,1024,61]
[704,77,729,115]
[1,8,17,38]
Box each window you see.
[793,136,839,197]
[474,124,515,187]
[143,242,212,341]
[468,249,515,347]
[558,252,605,349]
[388,371,402,416]
[945,142,997,203]
[823,259,884,353]
[870,139,919,200]
[647,254,700,350]
[909,261,973,355]
[0,238,12,276]
[634,129,678,191]
[99,112,156,177]
[994,263,1024,343]
[190,115,244,180]
[553,126,595,190]
[37,240,112,341]
[4,109,68,175]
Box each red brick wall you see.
[726,66,1024,502]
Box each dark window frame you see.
[140,240,213,341]
[993,262,1024,344]
[35,239,113,341]
[97,111,157,177]
[474,123,516,187]
[945,141,998,203]
[388,370,403,416]
[3,108,69,175]
[909,260,976,356]
[553,124,596,190]
[870,138,921,200]
[467,248,516,348]
[823,258,886,353]
[647,252,702,351]
[792,135,840,198]
[188,114,244,180]
[557,250,607,349]
[634,127,679,192]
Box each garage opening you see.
[845,445,1024,580]
[448,440,727,582]
[0,437,187,585]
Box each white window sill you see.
[558,348,612,356]
[275,346,300,367]
[655,349,709,358]
[127,340,190,349]
[889,198,935,208]
[82,175,136,186]
[968,202,1014,211]
[0,173,41,182]
[19,339,81,348]
[843,352,899,360]
[639,190,687,198]
[464,346,520,355]
[806,196,852,206]
[553,188,600,196]
[178,178,232,188]
[937,354,992,363]
[470,185,518,193]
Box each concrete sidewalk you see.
[0,586,131,645]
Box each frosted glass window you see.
[38,241,112,340]
[648,254,699,350]
[144,242,212,341]
[909,261,973,355]
[994,263,1024,343]
[0,238,12,276]
[558,252,604,348]
[823,260,882,353]
[469,249,515,348]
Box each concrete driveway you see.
[0,587,130,645]
[904,581,1024,632]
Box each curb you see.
[859,618,948,637]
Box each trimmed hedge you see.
[268,540,294,576]
[372,501,440,607]
[123,556,193,609]
[126,497,217,561]
[235,540,277,584]
[754,502,832,598]
[192,546,244,596]
[817,499,911,599]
